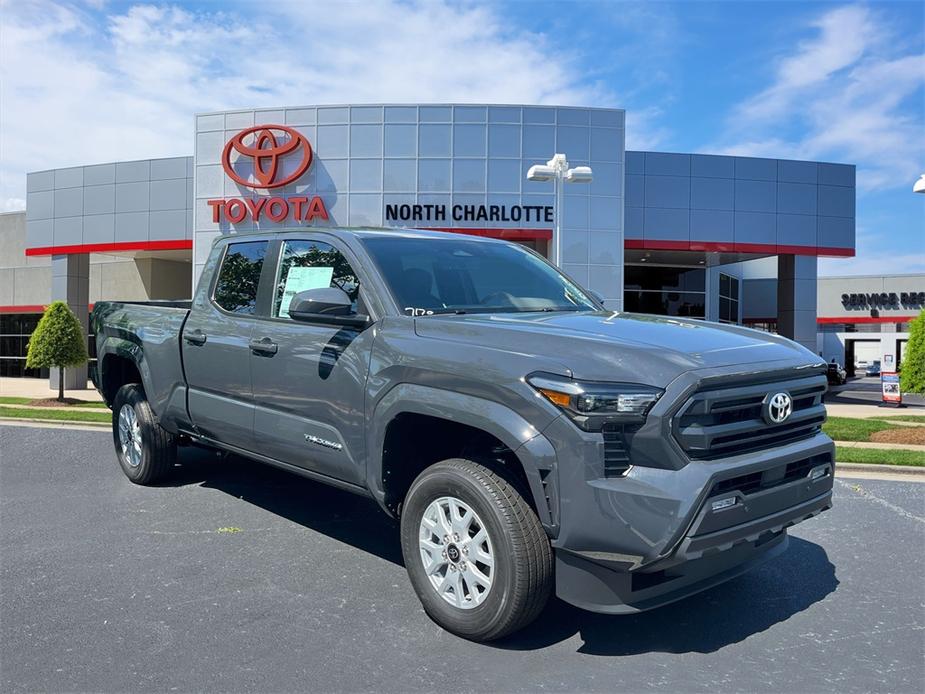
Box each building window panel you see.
[453,124,487,157]
[418,159,451,192]
[419,124,451,157]
[384,125,416,157]
[350,125,382,157]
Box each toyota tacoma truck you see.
[92,228,834,642]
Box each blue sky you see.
[1,0,922,274]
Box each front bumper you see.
[546,411,835,614]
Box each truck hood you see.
[414,310,823,385]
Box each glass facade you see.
[0,313,96,378]
[718,273,740,323]
[0,314,46,378]
[194,105,627,305]
[623,265,706,318]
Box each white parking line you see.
[834,479,925,523]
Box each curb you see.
[836,462,925,476]
[834,440,925,452]
[0,417,109,429]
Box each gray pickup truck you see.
[92,228,834,641]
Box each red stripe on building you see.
[0,304,95,314]
[624,239,854,257]
[25,239,192,257]
[422,227,553,240]
[0,305,48,314]
[817,316,918,324]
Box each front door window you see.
[273,240,360,319]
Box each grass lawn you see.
[0,407,110,424]
[836,446,925,467]
[822,416,899,441]
[0,396,107,408]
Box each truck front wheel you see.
[400,458,553,642]
[111,383,177,485]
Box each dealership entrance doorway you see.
[844,338,880,377]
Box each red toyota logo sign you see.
[221,124,313,189]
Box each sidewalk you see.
[825,402,924,419]
[0,377,103,402]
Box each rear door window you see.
[213,241,268,315]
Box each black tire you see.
[111,383,177,485]
[400,458,553,642]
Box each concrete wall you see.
[624,152,855,253]
[0,212,50,306]
[1,211,190,306]
[194,104,626,306]
[817,274,925,319]
[744,274,925,322]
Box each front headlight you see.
[527,372,663,431]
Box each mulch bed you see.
[870,427,925,445]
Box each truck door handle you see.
[184,330,207,346]
[249,337,278,355]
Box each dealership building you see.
[1,102,910,388]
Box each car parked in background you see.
[826,362,847,386]
[866,360,881,377]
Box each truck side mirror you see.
[289,287,369,328]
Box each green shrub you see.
[900,310,925,394]
[25,301,89,401]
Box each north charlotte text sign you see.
[386,203,554,224]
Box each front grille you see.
[602,423,631,477]
[673,370,827,459]
[709,452,832,497]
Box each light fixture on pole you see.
[527,153,593,266]
[914,174,925,194]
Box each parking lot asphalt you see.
[2,424,923,693]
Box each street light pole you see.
[527,154,592,266]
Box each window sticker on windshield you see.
[405,307,435,316]
[280,266,334,317]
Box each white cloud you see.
[1,197,26,212]
[0,0,614,210]
[709,4,925,194]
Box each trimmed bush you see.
[25,301,89,401]
[901,310,925,394]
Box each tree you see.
[900,309,925,394]
[25,301,89,401]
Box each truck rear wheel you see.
[111,383,177,485]
[400,458,553,642]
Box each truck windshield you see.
[362,236,600,315]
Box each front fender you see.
[367,384,560,532]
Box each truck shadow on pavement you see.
[498,536,838,655]
[169,447,838,656]
[169,447,404,565]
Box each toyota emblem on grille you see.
[764,392,793,424]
